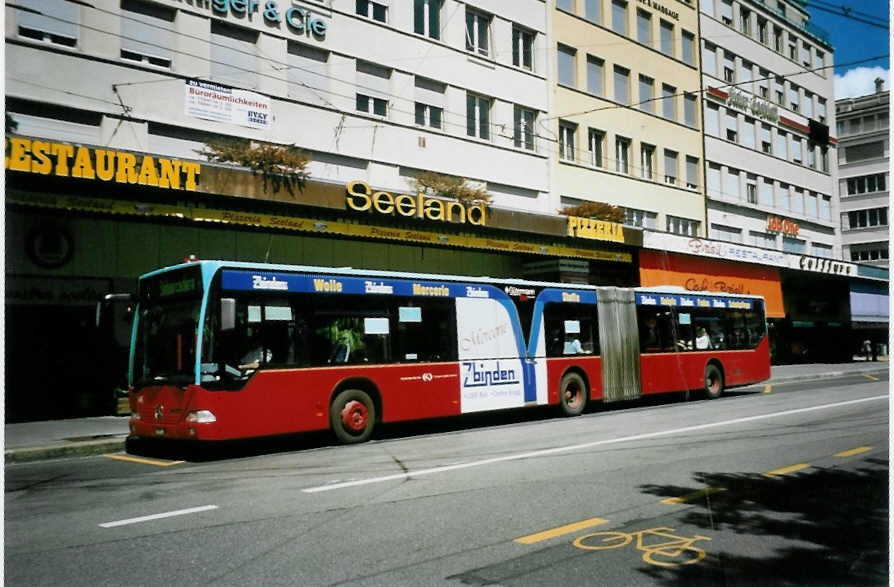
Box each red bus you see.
[126,260,770,446]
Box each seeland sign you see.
[346,180,486,226]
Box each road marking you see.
[864,374,879,381]
[515,517,608,544]
[762,464,810,477]
[836,446,872,457]
[763,385,772,394]
[301,394,887,493]
[105,454,184,467]
[661,487,726,505]
[99,505,218,528]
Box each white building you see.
[836,79,889,266]
[698,0,838,259]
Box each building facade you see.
[551,0,706,237]
[835,79,889,267]
[699,0,838,260]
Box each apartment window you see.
[774,77,785,104]
[773,26,783,52]
[739,61,753,84]
[685,156,699,189]
[559,121,577,161]
[848,208,889,229]
[616,136,631,174]
[626,208,657,228]
[851,246,889,262]
[512,26,535,71]
[465,8,491,56]
[662,84,676,120]
[746,177,758,203]
[742,116,755,148]
[210,22,259,88]
[850,118,862,133]
[612,0,628,35]
[864,115,876,131]
[357,0,387,23]
[846,173,886,194]
[776,183,790,210]
[637,10,651,44]
[414,75,445,127]
[758,71,769,98]
[837,120,845,136]
[760,179,774,206]
[800,43,811,66]
[356,60,391,114]
[821,147,829,172]
[739,7,751,35]
[415,103,442,129]
[791,188,804,214]
[415,0,440,38]
[705,102,719,135]
[813,244,833,259]
[682,31,695,65]
[725,167,740,198]
[120,0,174,67]
[667,215,699,236]
[802,91,813,118]
[587,55,604,96]
[558,44,576,86]
[760,124,772,153]
[557,0,573,11]
[641,143,656,179]
[638,75,654,113]
[775,130,787,159]
[466,93,490,139]
[757,17,768,44]
[788,84,799,111]
[357,94,387,116]
[788,41,797,61]
[513,106,536,151]
[725,112,738,142]
[816,98,827,122]
[18,0,79,46]
[806,192,818,217]
[660,20,674,56]
[707,163,721,193]
[821,196,831,220]
[586,0,601,23]
[664,149,678,184]
[807,141,816,168]
[287,42,329,102]
[782,236,806,254]
[723,54,735,82]
[792,138,802,163]
[589,128,605,167]
[702,0,714,17]
[702,43,717,76]
[684,93,697,128]
[719,0,732,24]
[751,230,776,248]
[614,66,629,104]
[712,223,743,243]
[814,50,825,71]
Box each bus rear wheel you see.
[704,364,724,400]
[330,389,376,444]
[559,372,587,416]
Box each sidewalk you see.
[5,361,889,464]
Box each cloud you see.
[834,67,890,99]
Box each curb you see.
[768,368,888,385]
[5,437,127,464]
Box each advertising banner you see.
[185,80,271,129]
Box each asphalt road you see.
[5,371,889,586]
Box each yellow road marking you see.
[763,385,772,394]
[515,517,608,544]
[762,463,809,477]
[105,454,185,467]
[864,374,879,381]
[835,446,872,457]
[661,487,726,505]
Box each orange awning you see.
[639,250,785,318]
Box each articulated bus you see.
[126,260,770,446]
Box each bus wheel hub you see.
[341,400,368,431]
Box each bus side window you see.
[638,307,662,353]
[394,299,455,362]
[543,302,595,357]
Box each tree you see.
[558,201,626,223]
[198,139,310,196]
[410,171,492,205]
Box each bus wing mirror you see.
[221,298,236,331]
[96,293,134,329]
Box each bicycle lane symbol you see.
[572,526,711,568]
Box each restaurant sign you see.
[567,216,626,243]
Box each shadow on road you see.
[639,459,889,585]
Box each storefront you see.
[5,135,639,420]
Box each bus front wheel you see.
[330,389,376,444]
[704,364,724,400]
[559,372,587,416]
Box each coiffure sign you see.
[179,0,327,38]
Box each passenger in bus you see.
[695,327,711,350]
[563,336,583,355]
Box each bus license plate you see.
[154,428,165,437]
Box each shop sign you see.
[181,0,327,38]
[643,231,787,267]
[636,0,679,20]
[5,136,201,191]
[7,276,111,306]
[346,180,486,226]
[798,256,855,276]
[567,216,625,243]
[766,215,799,236]
[722,88,779,123]
[185,80,271,129]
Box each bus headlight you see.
[185,410,217,423]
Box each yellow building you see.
[551,0,706,236]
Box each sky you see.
[804,1,891,98]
